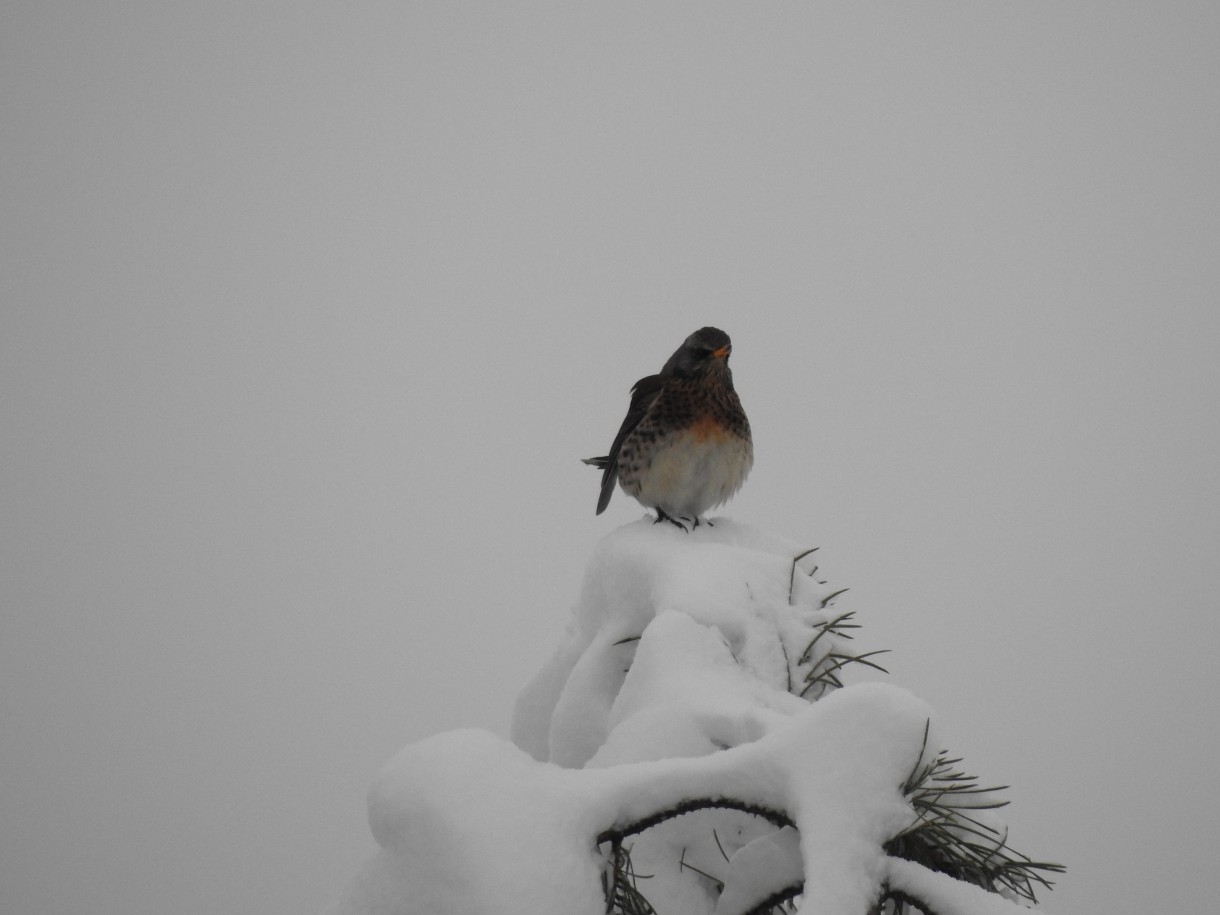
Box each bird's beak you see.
[712,344,730,359]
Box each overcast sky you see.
[3,4,1218,914]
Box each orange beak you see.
[712,344,731,359]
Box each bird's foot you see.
[653,509,692,532]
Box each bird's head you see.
[661,326,735,382]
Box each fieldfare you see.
[584,326,752,530]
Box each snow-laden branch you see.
[349,682,928,915]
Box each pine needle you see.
[797,611,890,698]
[886,720,1066,905]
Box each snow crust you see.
[330,518,1054,915]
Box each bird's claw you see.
[653,510,706,532]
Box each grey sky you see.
[2,4,1217,914]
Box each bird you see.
[583,326,752,531]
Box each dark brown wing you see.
[584,373,665,515]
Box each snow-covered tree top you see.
[330,519,1062,915]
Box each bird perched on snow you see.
[583,326,752,530]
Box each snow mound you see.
[512,519,851,767]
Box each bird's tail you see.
[582,455,616,514]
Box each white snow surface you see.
[513,519,839,767]
[330,519,1056,915]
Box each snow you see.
[337,688,929,915]
[514,518,853,767]
[329,518,1059,915]
[712,826,803,915]
[884,858,1051,915]
[352,729,606,915]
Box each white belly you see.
[626,429,753,519]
